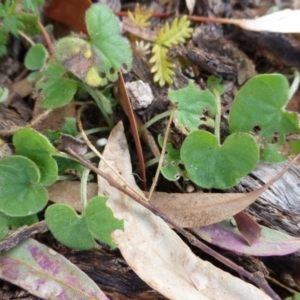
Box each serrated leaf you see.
[38,62,77,108]
[45,204,96,250]
[14,128,58,186]
[0,239,109,300]
[86,4,132,82]
[22,0,44,14]
[181,131,259,189]
[169,80,217,134]
[155,16,193,47]
[85,196,124,248]
[54,37,106,87]
[0,156,48,216]
[3,14,24,35]
[25,44,48,70]
[229,74,300,161]
[150,45,174,86]
[128,4,152,27]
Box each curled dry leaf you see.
[96,121,271,300]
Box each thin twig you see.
[37,20,54,56]
[147,110,174,200]
[64,146,299,300]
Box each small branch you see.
[0,221,48,253]
[64,146,287,300]
[147,110,174,200]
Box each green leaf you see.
[25,44,49,70]
[207,76,224,96]
[45,204,96,250]
[22,0,44,14]
[85,196,124,248]
[260,142,287,163]
[291,140,300,155]
[150,45,174,86]
[155,16,193,47]
[38,62,77,108]
[180,131,259,189]
[13,128,58,186]
[3,14,24,36]
[46,117,79,144]
[169,80,217,134]
[85,4,132,82]
[0,28,8,56]
[0,156,48,216]
[6,214,38,230]
[54,156,86,177]
[0,211,38,241]
[0,213,8,240]
[229,74,300,161]
[158,135,186,181]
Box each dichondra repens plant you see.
[162,74,300,189]
[1,1,300,252]
[0,3,130,250]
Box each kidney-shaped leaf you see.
[0,238,109,300]
[45,204,96,250]
[14,128,58,186]
[193,218,300,256]
[181,130,259,189]
[229,74,300,161]
[24,43,49,71]
[85,196,124,248]
[0,156,48,216]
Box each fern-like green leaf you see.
[128,4,152,28]
[155,16,193,47]
[150,45,174,87]
[150,16,192,86]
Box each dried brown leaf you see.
[95,121,271,300]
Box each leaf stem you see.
[18,30,35,46]
[288,68,300,101]
[78,83,113,128]
[138,110,172,135]
[80,168,90,210]
[213,91,221,145]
